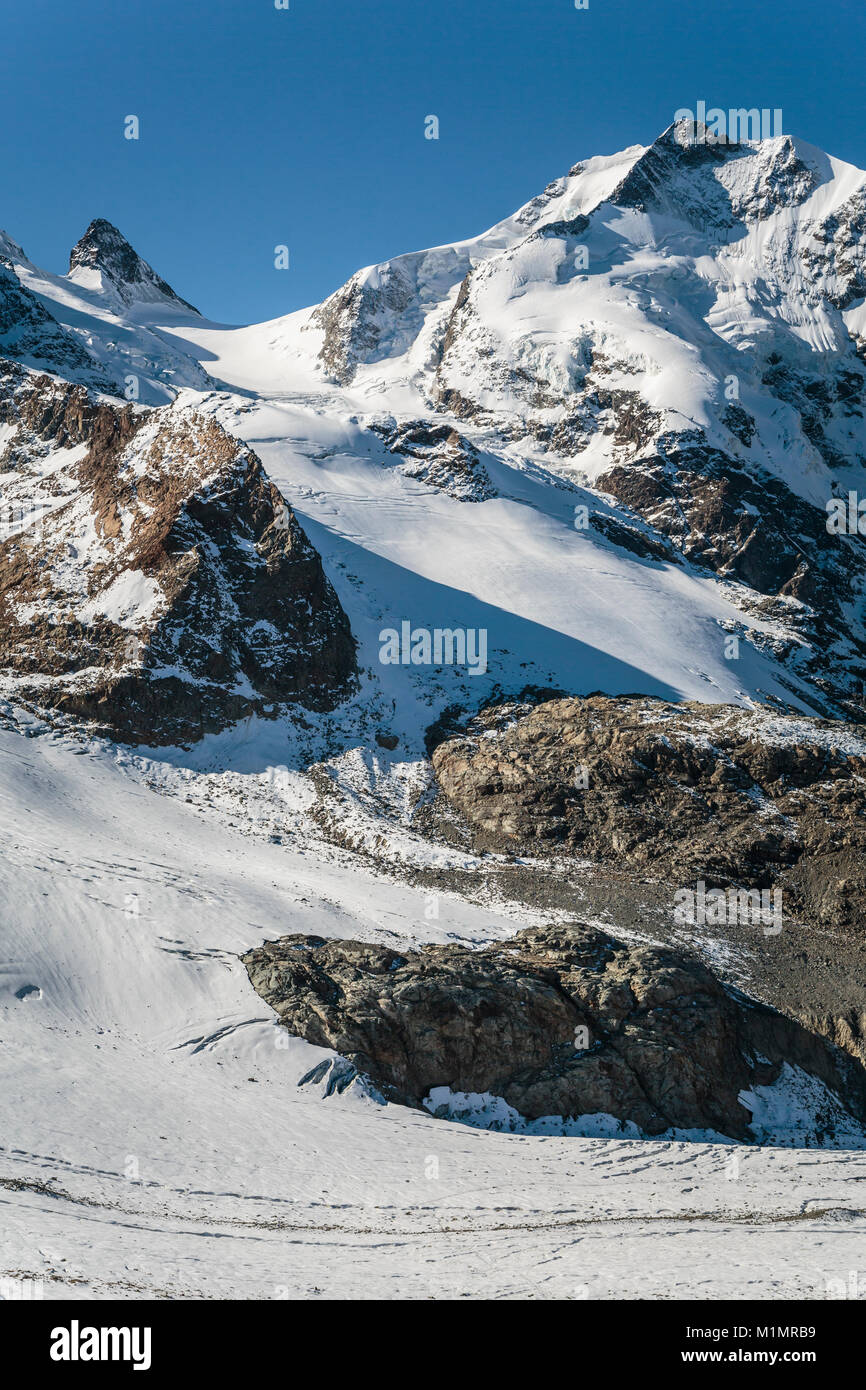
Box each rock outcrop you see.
[368,418,495,502]
[310,259,420,385]
[596,431,866,720]
[0,361,358,743]
[430,695,866,932]
[242,923,866,1140]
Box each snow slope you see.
[191,391,815,737]
[0,227,212,404]
[2,716,866,1301]
[6,126,866,726]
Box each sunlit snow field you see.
[2,718,865,1300]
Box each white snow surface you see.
[2,718,866,1301]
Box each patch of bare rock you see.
[242,923,866,1141]
[0,361,358,743]
[430,694,866,934]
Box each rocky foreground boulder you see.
[241,923,866,1141]
[0,361,357,743]
[430,695,866,932]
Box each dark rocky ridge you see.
[0,361,358,743]
[611,124,818,226]
[242,923,866,1141]
[597,431,866,719]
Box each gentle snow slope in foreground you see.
[1,722,864,1300]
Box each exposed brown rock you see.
[242,923,866,1140]
[0,361,358,743]
[430,695,866,931]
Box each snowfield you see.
[2,717,866,1301]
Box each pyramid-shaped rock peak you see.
[68,218,199,313]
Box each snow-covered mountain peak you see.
[607,120,826,232]
[1,122,865,728]
[67,217,200,314]
[4,122,866,1293]
[0,218,215,402]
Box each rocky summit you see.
[67,218,200,313]
[242,924,866,1141]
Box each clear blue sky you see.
[4,0,865,324]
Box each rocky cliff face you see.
[242,923,866,1141]
[310,259,421,385]
[0,361,358,743]
[430,695,866,934]
[367,418,495,501]
[595,434,866,719]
